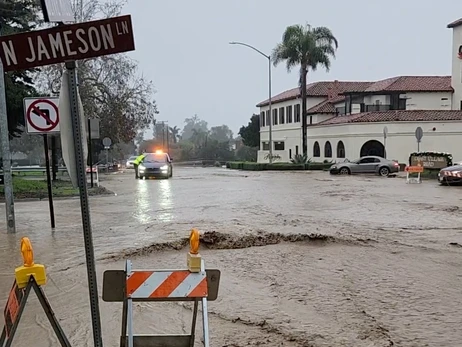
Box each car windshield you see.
[144,153,168,163]
[129,156,137,160]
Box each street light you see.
[229,41,273,163]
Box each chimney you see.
[328,80,339,100]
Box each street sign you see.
[383,126,388,139]
[102,137,112,147]
[0,15,135,72]
[415,127,423,142]
[24,97,60,134]
[40,0,74,23]
[89,118,100,139]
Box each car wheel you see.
[139,175,144,180]
[339,167,350,175]
[379,167,390,177]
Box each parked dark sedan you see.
[438,164,462,185]
[138,151,173,179]
[329,156,400,176]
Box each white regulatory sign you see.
[24,97,60,134]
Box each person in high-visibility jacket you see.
[133,152,146,179]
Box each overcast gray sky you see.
[123,0,462,135]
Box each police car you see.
[138,151,173,179]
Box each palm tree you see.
[169,126,180,143]
[272,24,338,156]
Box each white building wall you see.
[405,92,452,110]
[451,25,462,110]
[258,97,326,162]
[307,121,462,164]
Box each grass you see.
[0,178,112,200]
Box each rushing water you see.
[0,167,461,346]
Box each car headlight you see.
[160,165,169,170]
[138,165,145,170]
[331,165,337,169]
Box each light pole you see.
[229,41,273,163]
[158,120,169,153]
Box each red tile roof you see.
[447,18,462,28]
[357,76,453,94]
[258,76,453,108]
[307,95,345,114]
[312,110,462,126]
[256,81,373,107]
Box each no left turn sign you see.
[24,97,60,134]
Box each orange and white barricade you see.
[405,164,423,184]
[103,229,221,347]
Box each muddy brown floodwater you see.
[0,167,461,346]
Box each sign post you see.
[43,135,55,229]
[24,97,60,230]
[383,126,388,159]
[0,53,15,233]
[102,137,111,173]
[87,118,100,188]
[415,126,423,152]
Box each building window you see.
[295,145,299,155]
[313,141,320,157]
[279,107,285,124]
[260,111,265,127]
[273,109,278,125]
[324,141,332,158]
[274,141,284,150]
[262,142,269,150]
[295,104,301,122]
[460,100,462,110]
[266,111,270,126]
[286,106,293,123]
[289,149,292,159]
[337,141,345,158]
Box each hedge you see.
[227,162,332,171]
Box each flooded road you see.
[0,167,461,346]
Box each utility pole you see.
[0,27,16,233]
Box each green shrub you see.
[305,163,332,171]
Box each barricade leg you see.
[2,279,33,347]
[200,260,210,347]
[32,280,72,347]
[126,260,134,347]
[189,300,199,347]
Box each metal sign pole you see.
[43,134,55,229]
[0,50,15,233]
[87,118,94,188]
[65,60,103,347]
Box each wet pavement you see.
[0,167,461,346]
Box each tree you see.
[169,126,180,143]
[272,24,338,156]
[35,0,158,144]
[239,114,260,148]
[0,0,40,137]
[181,115,208,140]
[209,125,233,142]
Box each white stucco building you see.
[257,18,462,164]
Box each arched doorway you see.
[360,140,385,157]
[337,141,345,158]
